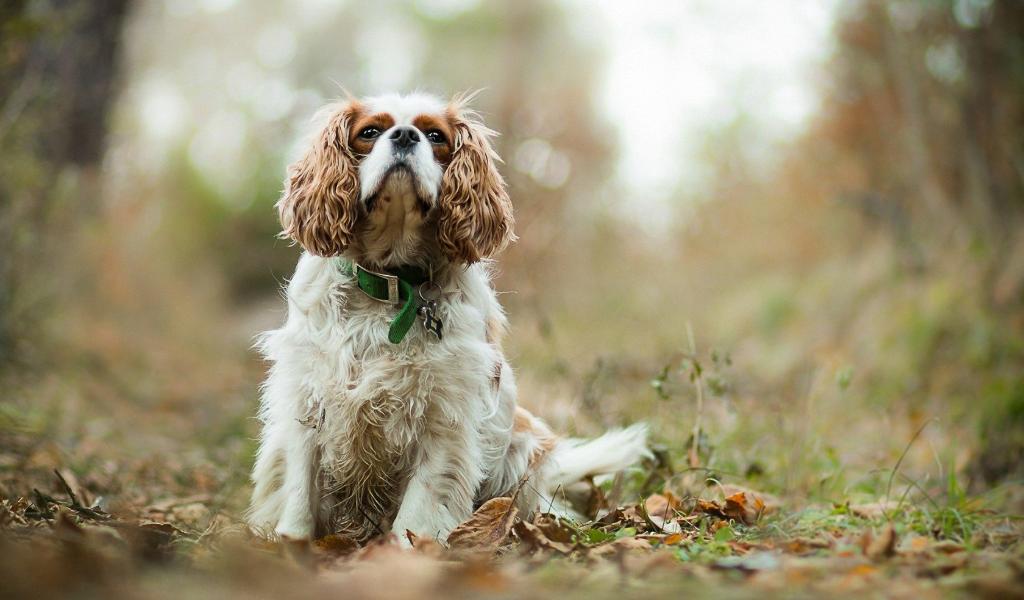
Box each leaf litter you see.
[1,460,1022,599]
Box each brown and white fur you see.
[248,92,649,545]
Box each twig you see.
[686,323,705,468]
[53,470,80,508]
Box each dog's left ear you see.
[277,101,363,257]
[438,103,516,264]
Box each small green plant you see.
[649,324,731,467]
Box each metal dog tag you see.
[417,281,444,341]
[418,300,443,340]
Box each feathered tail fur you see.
[510,422,651,519]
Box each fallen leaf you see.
[663,532,685,545]
[721,485,779,513]
[447,497,517,552]
[862,524,897,560]
[644,491,682,521]
[696,498,729,519]
[596,505,645,528]
[532,513,574,544]
[314,533,359,558]
[724,491,765,525]
[514,520,573,554]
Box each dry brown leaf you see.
[532,513,574,544]
[696,498,729,519]
[724,491,765,525]
[644,491,682,521]
[862,524,897,560]
[514,520,573,554]
[663,532,685,545]
[447,497,517,552]
[721,485,779,512]
[596,505,645,528]
[314,533,359,558]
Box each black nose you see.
[390,126,419,150]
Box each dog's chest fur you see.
[263,254,504,539]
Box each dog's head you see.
[277,92,514,267]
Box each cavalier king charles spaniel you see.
[248,92,649,545]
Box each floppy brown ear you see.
[437,106,515,264]
[276,101,363,256]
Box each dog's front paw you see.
[275,528,312,541]
[275,518,313,541]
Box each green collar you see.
[339,260,432,344]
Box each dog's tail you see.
[489,406,650,519]
[540,424,652,489]
[526,423,651,519]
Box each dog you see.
[248,91,650,545]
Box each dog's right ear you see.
[277,101,363,256]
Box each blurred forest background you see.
[1,0,1023,578]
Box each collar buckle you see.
[354,263,401,305]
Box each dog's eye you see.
[358,127,381,140]
[425,130,446,144]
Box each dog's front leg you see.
[391,424,483,547]
[274,417,318,540]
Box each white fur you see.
[543,424,652,487]
[248,93,649,546]
[359,93,446,206]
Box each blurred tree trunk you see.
[880,11,960,244]
[0,0,130,370]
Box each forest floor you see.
[2,290,1023,599]
[2,406,1022,599]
